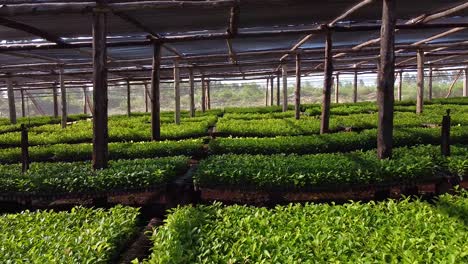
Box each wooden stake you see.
[21,124,29,173]
[464,68,468,97]
[144,82,149,113]
[353,69,358,103]
[189,68,195,117]
[321,29,333,134]
[377,0,396,159]
[265,78,269,106]
[6,77,16,124]
[295,53,301,120]
[416,49,424,114]
[59,67,67,128]
[52,82,59,118]
[151,43,161,141]
[334,73,340,104]
[174,59,181,125]
[276,73,280,106]
[270,76,274,106]
[82,86,88,115]
[201,76,206,112]
[441,109,451,156]
[20,87,26,118]
[428,65,433,100]
[397,70,402,101]
[282,64,288,112]
[126,78,131,116]
[92,9,108,170]
[206,80,211,110]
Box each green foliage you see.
[196,145,466,188]
[144,193,468,263]
[0,156,188,193]
[1,206,139,264]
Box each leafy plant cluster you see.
[0,156,188,194]
[195,145,467,188]
[1,206,139,263]
[144,191,468,263]
[0,114,90,134]
[0,139,203,164]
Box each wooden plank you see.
[189,68,195,117]
[174,59,181,125]
[92,10,109,170]
[416,49,424,114]
[320,29,333,134]
[377,0,396,159]
[151,43,161,141]
[6,77,16,124]
[59,67,67,128]
[282,64,288,112]
[295,53,301,120]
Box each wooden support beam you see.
[464,68,468,97]
[377,0,396,160]
[92,9,108,170]
[126,78,131,116]
[59,67,67,128]
[174,59,181,125]
[189,68,195,117]
[445,69,463,98]
[6,77,16,124]
[144,82,149,113]
[201,76,206,112]
[416,49,425,114]
[353,68,358,103]
[151,43,161,141]
[276,73,280,106]
[295,53,301,120]
[282,64,288,112]
[20,87,26,118]
[270,76,274,106]
[206,80,211,110]
[82,86,88,115]
[24,90,45,115]
[321,29,333,134]
[265,78,269,106]
[428,65,433,100]
[52,82,59,118]
[334,73,340,104]
[397,70,403,101]
[228,4,239,37]
[0,17,68,46]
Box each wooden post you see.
[441,109,451,156]
[206,80,211,110]
[377,0,396,159]
[295,52,301,120]
[334,73,340,104]
[52,82,59,118]
[321,29,333,134]
[397,70,402,101]
[265,78,269,106]
[189,68,195,117]
[174,59,181,125]
[92,9,108,170]
[144,82,149,113]
[276,73,280,106]
[464,68,468,97]
[270,76,274,106]
[353,69,358,103]
[21,124,29,172]
[59,67,67,128]
[282,64,288,112]
[416,49,424,114]
[82,86,88,115]
[126,78,131,116]
[428,65,433,100]
[201,76,206,112]
[20,87,26,118]
[151,43,161,141]
[6,77,16,124]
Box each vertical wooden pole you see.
[83,86,88,115]
[295,53,301,120]
[20,87,26,118]
[6,77,16,124]
[126,79,131,116]
[428,65,433,101]
[189,68,195,117]
[282,64,288,112]
[206,80,211,110]
[151,43,161,141]
[416,49,424,114]
[441,109,451,156]
[265,78,269,106]
[334,73,340,104]
[144,82,149,113]
[92,9,108,170]
[174,59,181,125]
[21,124,29,172]
[52,82,59,118]
[270,76,274,106]
[321,29,333,134]
[276,73,280,106]
[59,67,67,128]
[353,69,358,103]
[377,0,396,159]
[201,76,206,112]
[464,68,468,97]
[397,70,402,101]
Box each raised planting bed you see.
[0,205,139,263]
[141,191,468,263]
